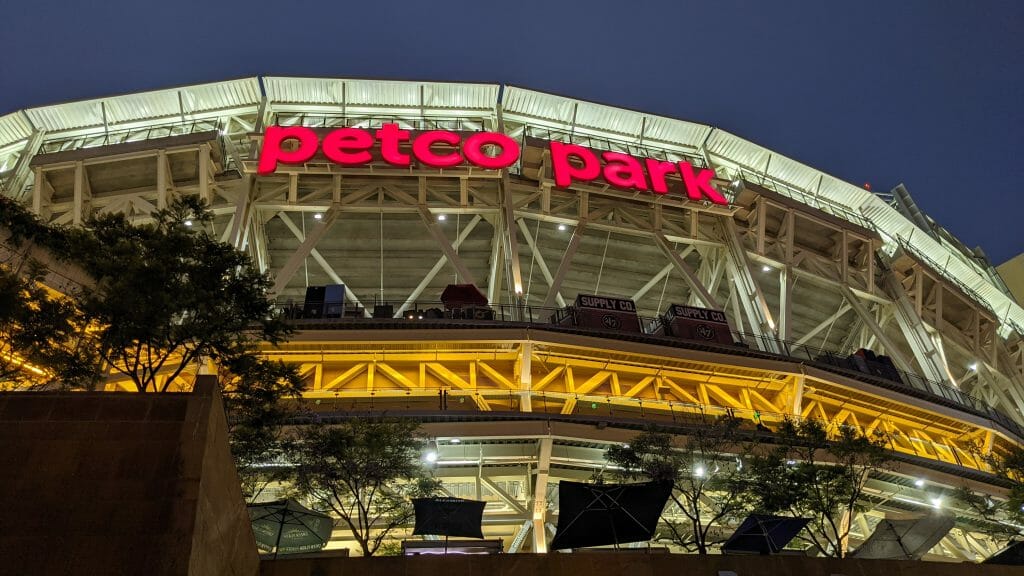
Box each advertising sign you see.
[662,303,733,344]
[574,294,642,333]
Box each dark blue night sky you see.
[2,1,1021,263]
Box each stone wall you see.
[0,377,259,575]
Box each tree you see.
[0,197,100,389]
[289,418,441,556]
[65,196,290,392]
[605,415,756,554]
[220,355,306,502]
[956,444,1024,541]
[749,419,891,558]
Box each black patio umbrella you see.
[413,497,486,539]
[549,480,673,551]
[721,514,810,555]
[248,499,334,558]
[985,540,1024,565]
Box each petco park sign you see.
[257,124,727,205]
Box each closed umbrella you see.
[248,499,333,558]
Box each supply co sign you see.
[257,124,727,205]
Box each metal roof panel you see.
[0,112,33,149]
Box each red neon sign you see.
[257,124,727,206]
[257,123,521,174]
[549,141,728,205]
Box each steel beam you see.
[531,438,552,553]
[654,232,719,309]
[795,302,852,346]
[541,221,586,309]
[632,245,697,303]
[518,218,566,308]
[275,211,370,316]
[396,215,482,317]
[418,206,477,286]
[272,207,341,295]
[722,218,779,351]
[5,129,44,200]
[880,266,955,385]
[840,286,918,376]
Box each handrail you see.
[274,298,1024,441]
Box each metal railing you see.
[37,119,221,156]
[275,298,1024,441]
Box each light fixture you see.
[914,478,925,488]
[449,438,461,444]
[968,362,978,371]
[184,220,193,227]
[313,213,323,220]
[558,224,567,231]
[762,265,771,272]
[438,214,447,221]
[930,497,943,509]
[424,441,439,463]
[694,465,706,478]
[786,460,797,466]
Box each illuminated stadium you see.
[2,76,1024,561]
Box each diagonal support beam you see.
[839,286,918,376]
[518,218,566,308]
[276,211,370,316]
[654,232,719,309]
[722,218,779,351]
[631,245,697,302]
[542,221,586,309]
[396,215,482,317]
[479,476,528,515]
[796,302,852,346]
[879,265,952,385]
[272,207,341,295]
[418,206,476,286]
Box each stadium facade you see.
[2,77,1024,560]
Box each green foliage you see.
[0,260,99,390]
[221,355,306,502]
[748,419,891,558]
[288,418,442,556]
[0,197,95,388]
[605,416,757,554]
[65,196,290,392]
[956,445,1024,540]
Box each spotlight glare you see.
[558,224,567,231]
[914,478,925,488]
[184,220,193,227]
[968,362,978,371]
[694,465,706,478]
[450,438,461,444]
[930,497,942,509]
[313,213,323,220]
[438,214,447,221]
[762,265,771,272]
[424,451,438,463]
